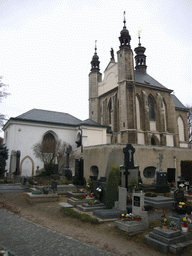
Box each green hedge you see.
[105,169,118,209]
[61,208,99,224]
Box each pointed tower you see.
[117,13,136,143]
[89,41,102,122]
[134,33,147,74]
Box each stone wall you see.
[82,144,192,184]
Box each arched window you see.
[90,165,99,180]
[148,96,155,121]
[177,116,185,141]
[162,100,167,131]
[42,133,56,153]
[136,95,141,129]
[108,98,112,125]
[143,166,156,178]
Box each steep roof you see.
[171,94,188,111]
[134,70,172,91]
[15,109,82,126]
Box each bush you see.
[105,169,118,209]
[111,165,121,185]
[61,208,99,224]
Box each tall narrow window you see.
[136,96,141,129]
[108,98,112,125]
[148,96,155,121]
[178,116,185,141]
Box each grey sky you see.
[0,0,191,137]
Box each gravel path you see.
[0,209,120,256]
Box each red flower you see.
[182,222,188,227]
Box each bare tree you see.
[0,76,10,128]
[32,139,73,171]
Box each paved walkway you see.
[0,209,120,256]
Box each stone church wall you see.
[83,144,192,185]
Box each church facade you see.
[85,17,191,183]
[89,17,188,148]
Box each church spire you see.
[90,40,100,72]
[134,32,147,74]
[119,12,131,49]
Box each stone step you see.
[169,240,192,254]
[153,227,181,238]
[145,234,170,254]
[149,231,186,245]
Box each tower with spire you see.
[88,12,187,147]
[117,12,136,143]
[134,33,147,74]
[89,41,102,122]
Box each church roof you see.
[6,109,109,129]
[171,94,188,111]
[134,70,171,91]
[81,119,102,126]
[15,109,82,126]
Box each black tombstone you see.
[73,158,85,186]
[155,171,169,193]
[167,168,175,183]
[123,144,135,189]
[15,150,21,175]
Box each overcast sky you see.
[0,0,191,137]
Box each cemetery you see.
[1,143,192,254]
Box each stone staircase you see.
[145,227,192,254]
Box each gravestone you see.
[123,144,135,170]
[114,187,127,211]
[132,192,144,216]
[174,189,185,206]
[123,144,135,189]
[62,146,72,179]
[73,158,85,186]
[154,154,169,192]
[9,150,21,175]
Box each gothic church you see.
[89,16,188,148]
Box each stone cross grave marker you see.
[123,144,135,189]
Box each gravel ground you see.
[0,208,120,256]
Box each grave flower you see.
[169,221,177,230]
[160,212,170,229]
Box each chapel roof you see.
[134,70,170,91]
[6,109,108,129]
[16,109,82,126]
[171,94,188,111]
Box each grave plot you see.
[115,191,149,234]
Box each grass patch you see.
[60,207,99,224]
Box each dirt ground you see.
[0,193,182,256]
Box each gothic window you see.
[108,98,112,125]
[136,96,141,130]
[162,100,167,131]
[42,132,56,153]
[177,116,185,141]
[148,96,155,121]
